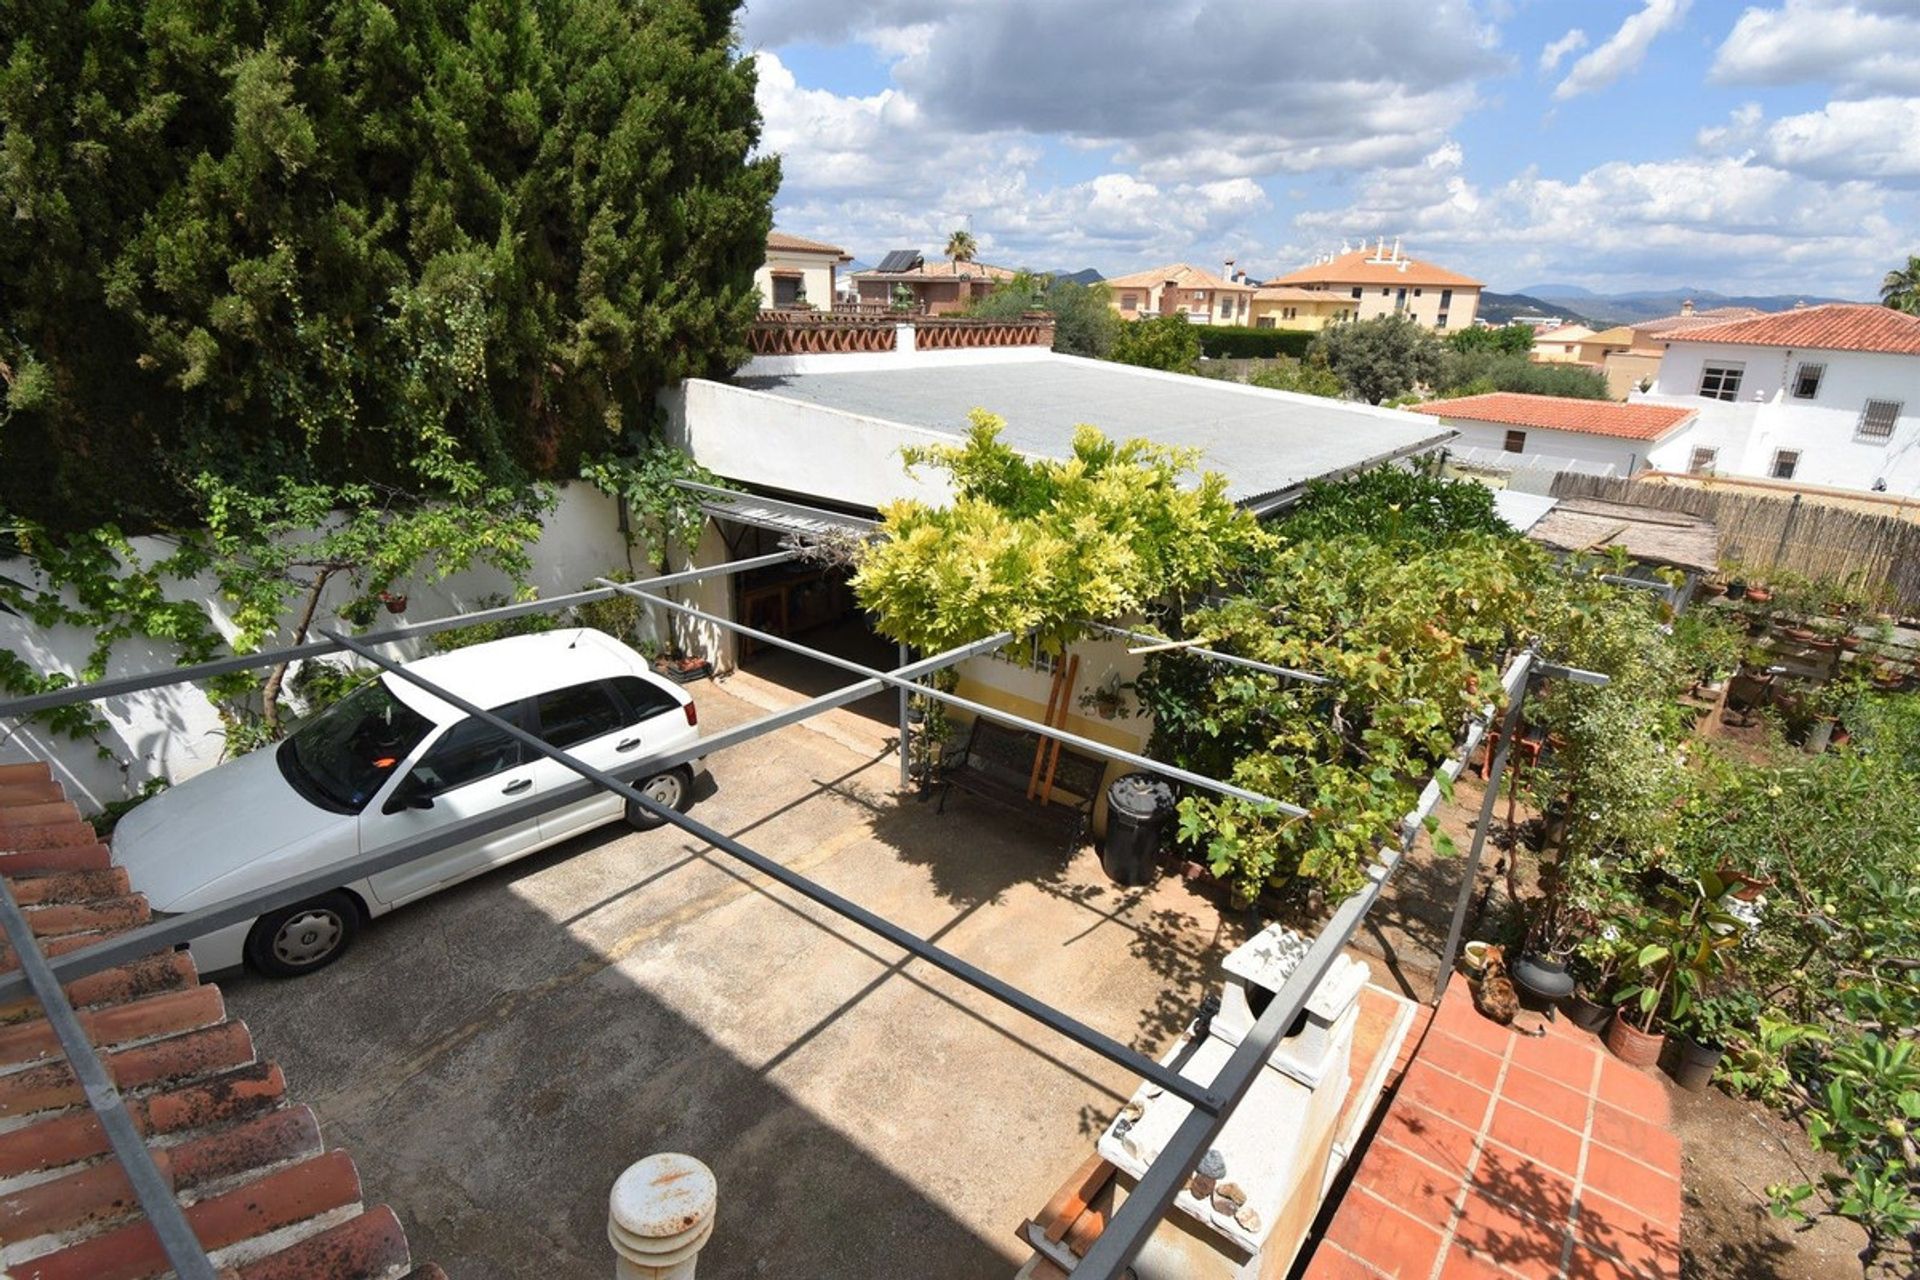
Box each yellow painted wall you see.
[947,637,1151,838]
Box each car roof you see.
[383,628,652,724]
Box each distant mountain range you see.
[1479,292,1598,327]
[1503,285,1855,327]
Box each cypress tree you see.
[0,0,777,531]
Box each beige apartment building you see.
[1261,240,1481,331]
[1105,263,1258,326]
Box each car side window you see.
[410,707,527,797]
[610,676,679,722]
[534,681,628,749]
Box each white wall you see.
[661,379,957,512]
[1440,418,1683,478]
[1,484,635,812]
[1641,342,1920,493]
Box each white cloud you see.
[754,53,1270,267]
[1288,145,1909,294]
[1553,0,1690,101]
[1696,102,1765,151]
[747,1,1505,181]
[1539,29,1589,73]
[1712,1,1920,95]
[1759,97,1920,182]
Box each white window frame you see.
[1858,399,1903,442]
[1699,362,1744,402]
[1687,447,1718,475]
[1770,448,1800,480]
[1791,362,1825,400]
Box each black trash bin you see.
[1103,773,1175,886]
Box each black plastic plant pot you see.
[1668,1034,1723,1092]
[1564,989,1613,1034]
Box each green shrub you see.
[1196,326,1315,360]
[1439,352,1611,399]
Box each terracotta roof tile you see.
[1267,248,1481,289]
[0,1062,286,1180]
[1104,262,1255,292]
[851,258,1018,281]
[1633,306,1766,338]
[1663,302,1920,355]
[765,230,851,259]
[1412,392,1696,441]
[225,1206,413,1280]
[0,776,435,1278]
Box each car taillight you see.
[684,701,698,727]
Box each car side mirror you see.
[382,778,435,815]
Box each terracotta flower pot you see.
[1746,586,1773,604]
[1606,1008,1667,1069]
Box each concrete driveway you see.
[221,681,1250,1279]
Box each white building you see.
[1632,304,1920,495]
[1410,392,1699,494]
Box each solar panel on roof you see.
[875,249,922,274]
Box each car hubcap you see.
[643,773,683,809]
[274,910,343,966]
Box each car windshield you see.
[279,678,433,813]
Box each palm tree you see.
[1881,255,1920,314]
[945,228,977,275]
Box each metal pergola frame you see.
[0,495,1594,1278]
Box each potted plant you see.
[1077,672,1133,721]
[1565,926,1630,1033]
[1608,873,1743,1072]
[654,649,712,684]
[1666,990,1750,1092]
[378,589,408,614]
[1744,583,1773,605]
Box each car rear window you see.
[533,682,627,749]
[610,676,680,721]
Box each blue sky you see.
[740,1,1920,297]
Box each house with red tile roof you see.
[1632,303,1920,496]
[848,251,1018,315]
[1413,392,1699,484]
[755,230,852,310]
[1104,262,1258,326]
[1263,240,1481,332]
[0,762,441,1280]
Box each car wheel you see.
[625,768,691,831]
[245,892,361,978]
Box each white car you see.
[114,629,706,977]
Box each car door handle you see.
[502,778,533,795]
[616,738,642,752]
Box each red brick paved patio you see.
[1302,981,1682,1280]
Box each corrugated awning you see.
[679,480,879,539]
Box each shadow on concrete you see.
[219,777,1019,1278]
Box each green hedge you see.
[1196,326,1316,360]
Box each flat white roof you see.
[732,352,1453,509]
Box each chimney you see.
[1681,299,1694,316]
[1391,235,1402,262]
[1793,299,1807,309]
[1224,258,1235,284]
[1376,235,1386,260]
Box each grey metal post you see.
[1432,654,1535,1006]
[898,641,911,788]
